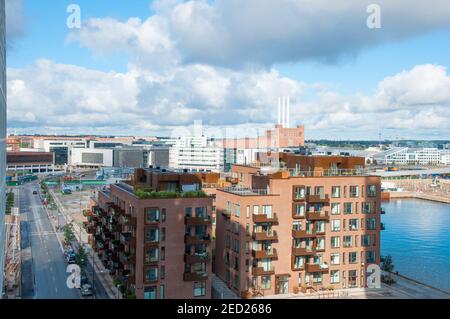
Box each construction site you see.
[3,208,21,299]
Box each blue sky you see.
[6,0,450,139]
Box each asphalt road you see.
[19,181,80,299]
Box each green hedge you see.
[135,189,208,199]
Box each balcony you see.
[306,211,330,221]
[185,215,212,226]
[252,230,278,241]
[252,213,279,224]
[120,233,135,245]
[381,223,386,230]
[252,248,278,259]
[119,252,136,264]
[252,267,275,276]
[185,234,211,245]
[381,209,386,215]
[184,252,211,264]
[305,263,329,273]
[183,272,208,281]
[292,247,315,256]
[291,229,316,238]
[306,194,330,204]
[221,210,231,218]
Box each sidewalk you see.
[47,188,122,299]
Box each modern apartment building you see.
[214,153,381,297]
[0,0,6,294]
[88,168,213,299]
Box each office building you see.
[87,168,213,299]
[6,152,55,173]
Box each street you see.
[19,181,80,299]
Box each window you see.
[331,203,341,215]
[160,247,165,260]
[361,235,371,247]
[330,270,340,284]
[261,276,271,289]
[294,186,305,200]
[349,252,358,264]
[233,239,240,253]
[294,203,305,218]
[366,218,376,230]
[246,206,250,219]
[144,286,157,299]
[234,204,240,217]
[253,205,259,215]
[160,285,165,299]
[348,270,358,288]
[331,186,341,198]
[160,266,165,280]
[226,201,232,214]
[146,208,160,223]
[349,186,359,198]
[316,237,325,250]
[343,236,353,247]
[145,247,159,263]
[145,267,158,282]
[316,221,326,233]
[194,282,206,297]
[368,185,377,197]
[195,207,207,218]
[161,227,166,241]
[331,219,341,232]
[349,219,358,230]
[331,236,340,248]
[234,256,239,271]
[313,273,323,283]
[294,256,305,269]
[362,202,371,214]
[233,275,239,289]
[344,203,353,214]
[161,208,166,222]
[262,205,272,217]
[331,253,340,265]
[366,251,376,263]
[145,227,159,243]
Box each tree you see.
[64,223,75,245]
[381,255,395,284]
[76,245,88,271]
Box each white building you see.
[69,148,114,167]
[373,147,448,165]
[169,136,224,172]
[0,0,6,293]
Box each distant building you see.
[69,148,114,168]
[169,136,224,172]
[373,147,448,165]
[6,152,54,173]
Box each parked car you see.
[32,190,38,195]
[66,252,76,264]
[80,284,93,297]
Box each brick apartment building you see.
[88,167,213,299]
[214,153,382,298]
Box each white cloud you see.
[69,0,450,68]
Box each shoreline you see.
[383,191,450,204]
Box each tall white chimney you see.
[286,96,290,128]
[278,97,282,125]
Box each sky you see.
[5,0,450,140]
